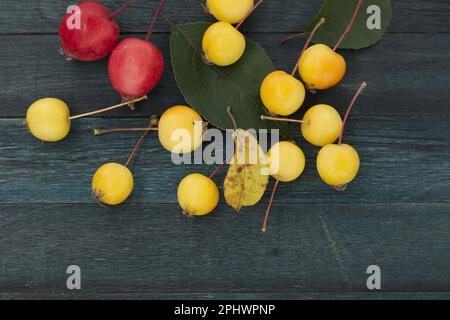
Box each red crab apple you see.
[108,0,167,101]
[59,0,133,62]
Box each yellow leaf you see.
[224,130,269,213]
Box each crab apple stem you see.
[70,96,148,120]
[94,127,158,136]
[262,179,280,233]
[338,81,367,145]
[333,0,364,51]
[236,0,264,30]
[209,161,227,179]
[146,0,168,41]
[261,115,307,124]
[109,0,134,20]
[226,106,238,131]
[95,115,159,136]
[124,131,149,167]
[124,117,158,167]
[209,153,234,179]
[291,17,326,76]
[160,12,203,53]
[200,1,208,13]
[280,32,308,45]
[159,12,175,28]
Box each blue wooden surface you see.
[0,0,449,300]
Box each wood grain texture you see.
[0,0,449,34]
[2,292,450,300]
[1,33,450,119]
[0,203,448,297]
[1,116,449,204]
[1,0,449,300]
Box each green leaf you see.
[308,0,392,49]
[170,22,290,137]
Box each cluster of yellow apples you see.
[25,98,206,206]
[92,105,206,206]
[199,0,367,231]
[201,0,365,191]
[260,6,365,188]
[202,0,262,66]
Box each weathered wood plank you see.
[0,116,449,204]
[2,292,450,300]
[1,33,450,118]
[0,203,448,295]
[0,0,448,34]
[1,0,448,301]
